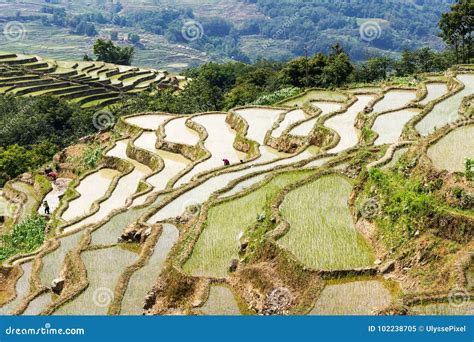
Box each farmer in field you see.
[222,158,230,166]
[48,171,58,182]
[43,201,50,215]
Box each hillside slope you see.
[0,65,472,316]
[0,0,455,68]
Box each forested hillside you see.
[238,0,455,58]
[0,0,456,68]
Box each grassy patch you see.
[252,87,302,106]
[281,90,348,107]
[359,160,472,292]
[0,215,47,262]
[364,168,441,249]
[183,170,315,278]
[278,175,374,270]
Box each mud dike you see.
[1,68,473,316]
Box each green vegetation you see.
[353,48,455,83]
[281,89,348,107]
[123,39,460,116]
[466,159,473,181]
[439,0,473,64]
[183,170,315,278]
[0,95,97,186]
[365,168,441,249]
[252,87,302,106]
[0,215,47,262]
[0,143,57,187]
[0,0,472,319]
[0,0,460,65]
[87,39,135,66]
[278,175,374,270]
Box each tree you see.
[396,49,418,75]
[394,48,454,76]
[85,23,98,36]
[128,33,141,45]
[92,39,135,65]
[353,56,393,82]
[110,31,119,41]
[322,44,354,86]
[224,83,261,109]
[439,0,473,63]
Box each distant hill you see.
[236,0,456,60]
[0,0,456,70]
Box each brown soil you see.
[229,242,323,315]
[0,265,22,306]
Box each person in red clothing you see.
[222,159,230,166]
[48,171,58,181]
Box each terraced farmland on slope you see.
[0,52,181,108]
[0,66,473,317]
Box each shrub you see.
[0,215,47,262]
[253,87,302,106]
[465,158,473,180]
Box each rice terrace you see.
[0,53,472,316]
[0,0,472,322]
